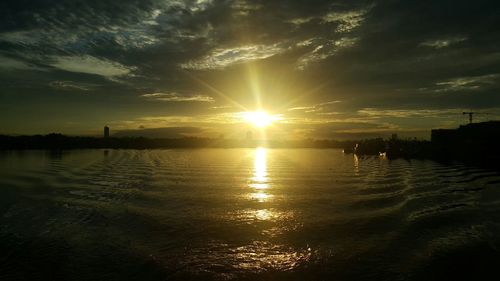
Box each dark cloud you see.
[1,0,500,137]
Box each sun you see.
[243,111,277,128]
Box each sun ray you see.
[276,80,331,112]
[182,69,249,112]
[246,62,263,111]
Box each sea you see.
[1,148,499,280]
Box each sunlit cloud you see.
[0,55,42,71]
[352,107,500,132]
[49,80,94,91]
[287,6,371,33]
[418,73,500,93]
[288,100,341,113]
[96,26,160,49]
[296,38,316,47]
[357,108,461,118]
[168,23,215,42]
[282,115,374,125]
[0,27,159,51]
[141,92,215,102]
[131,113,241,127]
[320,100,342,105]
[0,6,163,51]
[231,0,262,16]
[142,9,162,25]
[112,111,283,130]
[356,108,498,121]
[433,74,499,92]
[0,30,45,45]
[296,37,358,70]
[287,17,314,26]
[317,111,343,116]
[49,55,134,77]
[322,8,371,33]
[420,36,467,49]
[180,44,285,70]
[186,0,214,13]
[210,105,233,110]
[288,106,316,111]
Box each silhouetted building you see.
[104,126,110,138]
[431,121,500,161]
[431,128,456,145]
[431,121,500,144]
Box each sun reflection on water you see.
[353,154,360,175]
[226,147,309,272]
[252,147,268,187]
[248,147,271,202]
[249,191,273,202]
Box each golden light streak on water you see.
[252,147,268,187]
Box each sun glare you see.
[243,111,278,128]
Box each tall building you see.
[104,126,110,138]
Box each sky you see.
[1,0,500,140]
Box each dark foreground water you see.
[1,149,500,281]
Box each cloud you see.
[357,108,462,118]
[296,37,358,70]
[49,55,134,77]
[210,105,233,110]
[0,7,163,51]
[295,38,316,47]
[287,6,371,33]
[180,44,285,70]
[420,36,467,49]
[287,17,315,26]
[320,100,342,105]
[231,0,262,16]
[115,111,281,129]
[355,107,500,123]
[433,74,499,92]
[49,80,94,91]
[111,113,238,131]
[288,106,316,111]
[288,100,341,112]
[141,92,215,102]
[0,55,41,71]
[0,30,57,46]
[95,26,160,50]
[322,8,371,33]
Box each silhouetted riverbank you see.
[0,133,355,150]
[346,121,500,166]
[2,120,499,165]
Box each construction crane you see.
[462,111,490,124]
[462,112,476,124]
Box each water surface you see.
[1,149,500,280]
